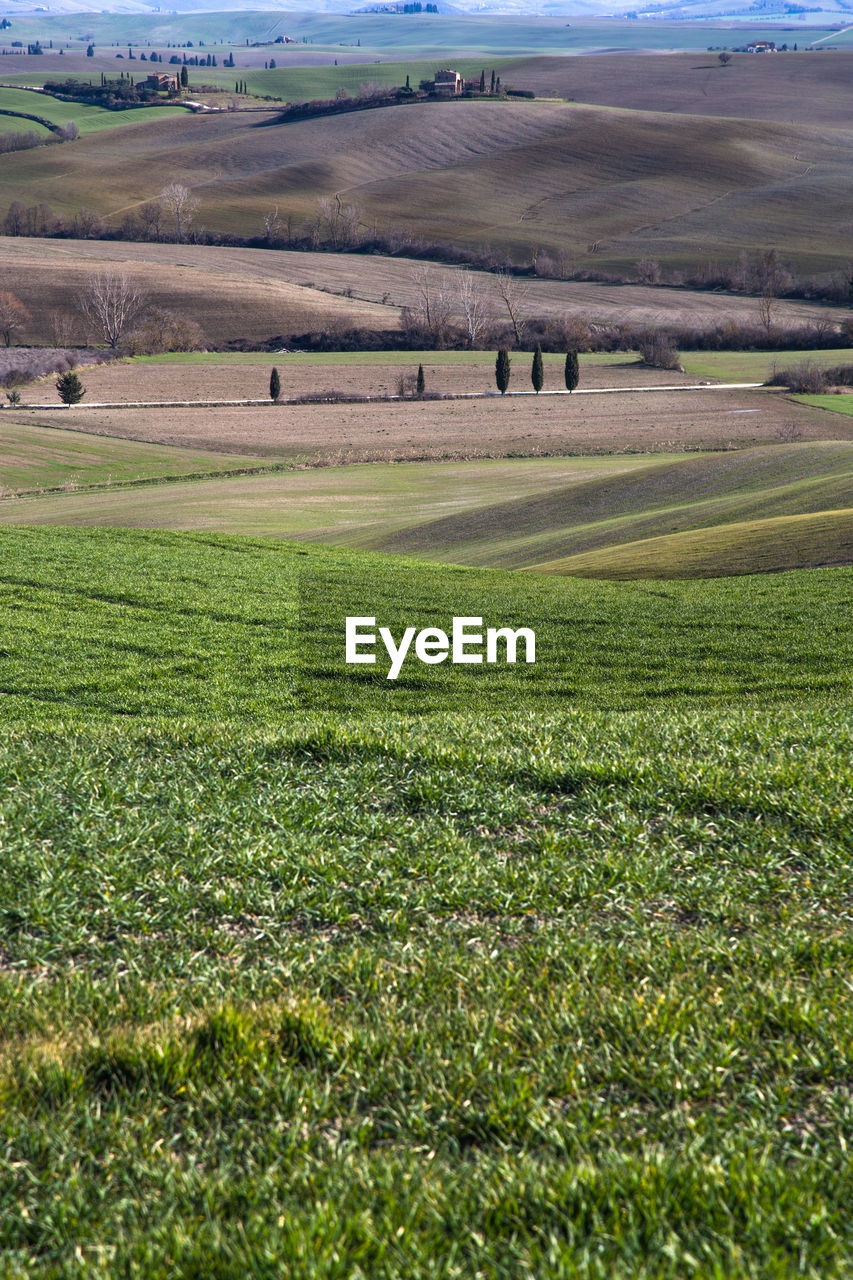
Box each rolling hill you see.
[3,438,852,577]
[3,95,853,271]
[368,442,853,574]
[3,236,845,350]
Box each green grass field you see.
[796,393,853,417]
[3,441,851,579]
[0,525,851,1277]
[184,58,518,101]
[682,350,853,384]
[0,86,187,134]
[0,420,255,494]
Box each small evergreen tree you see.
[180,64,188,87]
[564,350,579,393]
[479,68,485,92]
[56,371,85,404]
[490,68,495,92]
[416,363,425,395]
[531,344,543,394]
[495,348,510,395]
[269,366,281,401]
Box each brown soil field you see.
[0,238,399,349]
[8,387,841,465]
[2,96,853,270]
[511,52,853,128]
[19,356,697,405]
[1,238,846,349]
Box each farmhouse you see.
[745,40,776,53]
[146,72,178,91]
[432,69,462,95]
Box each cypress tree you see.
[495,348,510,395]
[180,64,188,87]
[564,350,579,393]
[490,68,495,92]
[416,364,425,396]
[479,68,485,92]
[269,366,281,401]
[531,344,543,394]
[56,371,85,404]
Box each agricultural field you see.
[509,50,853,128]
[0,419,255,494]
[4,91,853,271]
[3,380,835,466]
[0,525,852,1276]
[0,85,187,134]
[0,237,848,350]
[2,12,844,58]
[2,22,853,1275]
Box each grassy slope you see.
[185,57,516,101]
[3,443,852,576]
[0,85,187,133]
[796,393,853,417]
[0,109,52,138]
[683,350,853,383]
[0,420,259,493]
[1,526,852,1277]
[3,97,853,271]
[0,524,849,721]
[0,454,678,539]
[534,507,853,578]
[369,441,853,559]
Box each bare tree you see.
[263,205,282,244]
[139,200,164,241]
[409,264,453,345]
[47,309,76,347]
[315,197,362,249]
[159,182,199,243]
[457,268,489,348]
[0,291,30,346]
[758,288,775,334]
[493,269,530,347]
[78,272,146,350]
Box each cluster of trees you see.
[495,347,579,394]
[43,77,170,108]
[0,129,51,155]
[0,268,205,358]
[4,182,200,245]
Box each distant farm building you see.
[745,40,776,52]
[432,69,462,95]
[146,72,178,91]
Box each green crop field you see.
[0,86,187,134]
[3,441,851,578]
[0,420,256,494]
[2,17,853,1268]
[1,525,852,1277]
[796,393,853,417]
[170,58,517,102]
